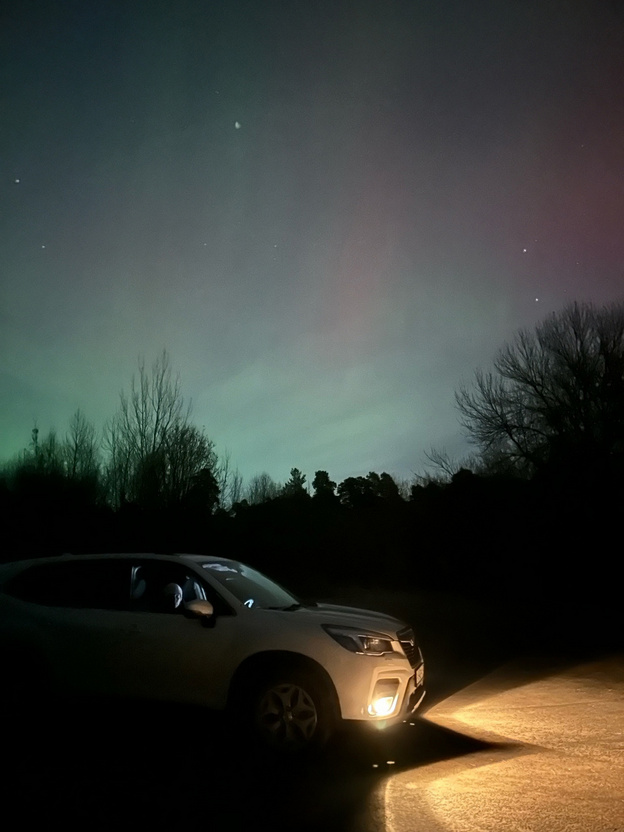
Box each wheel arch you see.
[227,650,340,716]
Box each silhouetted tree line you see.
[1,302,622,612]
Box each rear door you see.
[6,558,135,696]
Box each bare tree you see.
[216,449,243,510]
[244,472,281,504]
[103,414,133,507]
[111,350,187,460]
[415,447,486,484]
[421,447,463,483]
[104,351,218,509]
[164,422,218,507]
[456,301,624,482]
[27,426,64,475]
[63,409,100,481]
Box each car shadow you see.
[5,697,519,832]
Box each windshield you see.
[201,561,300,610]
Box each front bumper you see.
[392,661,426,722]
[406,679,426,715]
[339,652,425,724]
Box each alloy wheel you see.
[256,682,319,746]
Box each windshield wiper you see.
[267,603,302,611]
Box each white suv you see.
[0,553,425,750]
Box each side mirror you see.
[184,599,215,619]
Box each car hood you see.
[295,602,407,635]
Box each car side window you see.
[128,563,184,613]
[6,560,130,610]
[128,562,233,615]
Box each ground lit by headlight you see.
[377,656,624,832]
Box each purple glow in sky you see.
[2,0,623,485]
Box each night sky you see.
[2,0,624,486]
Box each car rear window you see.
[6,559,130,610]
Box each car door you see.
[8,558,137,696]
[110,559,239,708]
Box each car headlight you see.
[322,625,395,655]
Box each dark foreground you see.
[6,692,516,832]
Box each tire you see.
[249,668,337,753]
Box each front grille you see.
[397,626,420,668]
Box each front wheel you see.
[250,670,337,752]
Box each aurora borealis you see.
[2,0,623,485]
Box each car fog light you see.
[368,679,400,717]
